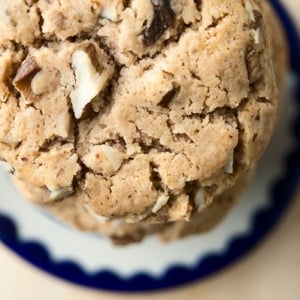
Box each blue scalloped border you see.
[0,0,299,292]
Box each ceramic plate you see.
[0,0,299,292]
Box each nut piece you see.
[101,0,120,21]
[252,28,261,45]
[194,188,205,212]
[152,193,169,213]
[82,144,124,175]
[244,0,255,22]
[243,0,262,44]
[70,50,110,119]
[246,48,262,84]
[13,55,41,98]
[83,203,109,224]
[148,194,192,223]
[251,10,262,44]
[99,145,124,171]
[167,194,192,221]
[143,0,175,46]
[47,186,74,202]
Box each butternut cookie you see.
[0,0,286,244]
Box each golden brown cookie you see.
[0,0,287,244]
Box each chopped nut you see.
[70,50,110,119]
[244,0,262,44]
[53,12,65,29]
[152,193,169,213]
[251,11,262,44]
[0,160,15,174]
[101,0,119,22]
[99,145,124,171]
[194,187,205,212]
[82,144,124,175]
[252,28,261,45]
[83,203,109,223]
[168,194,192,221]
[246,48,262,84]
[47,186,74,202]
[13,55,41,99]
[1,133,21,147]
[148,194,192,223]
[143,0,175,46]
[244,0,255,22]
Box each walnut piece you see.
[13,55,41,99]
[246,48,262,84]
[70,50,110,119]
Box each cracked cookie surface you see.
[0,0,285,242]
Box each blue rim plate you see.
[0,0,299,292]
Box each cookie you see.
[0,0,286,243]
[13,167,253,245]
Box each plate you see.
[0,0,299,292]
